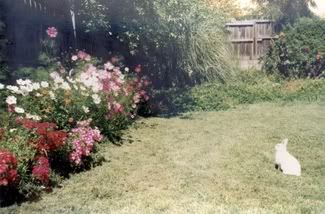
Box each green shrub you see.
[152,70,325,114]
[0,128,39,203]
[15,67,51,82]
[0,44,149,204]
[263,18,325,78]
[77,0,234,87]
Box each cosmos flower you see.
[6,96,17,105]
[46,27,58,38]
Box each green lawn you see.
[3,102,325,214]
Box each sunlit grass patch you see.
[3,102,325,213]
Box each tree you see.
[204,0,242,18]
[252,0,317,28]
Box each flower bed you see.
[0,27,150,206]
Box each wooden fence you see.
[226,20,275,68]
[3,0,73,68]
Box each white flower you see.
[16,79,25,85]
[35,93,42,97]
[60,82,71,90]
[124,67,130,72]
[16,79,32,86]
[41,81,49,88]
[9,128,17,133]
[14,107,25,114]
[26,113,41,121]
[7,85,20,94]
[32,82,40,90]
[25,79,32,85]
[6,96,17,105]
[92,94,101,104]
[50,72,64,84]
[0,83,4,90]
[49,91,56,100]
[20,84,33,95]
[82,106,90,113]
[104,62,114,70]
[81,91,89,97]
[71,55,78,61]
[91,84,101,93]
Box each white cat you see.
[275,138,301,176]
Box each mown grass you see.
[2,102,325,213]
[152,70,325,114]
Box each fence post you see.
[69,0,77,49]
[253,21,258,60]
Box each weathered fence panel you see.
[2,0,73,68]
[226,20,275,69]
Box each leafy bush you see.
[2,54,148,137]
[152,70,325,114]
[0,57,148,204]
[263,18,325,78]
[77,0,234,87]
[0,27,149,205]
[0,119,103,205]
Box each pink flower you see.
[113,102,124,113]
[7,104,15,113]
[68,126,103,166]
[46,27,58,38]
[85,55,91,62]
[133,94,141,104]
[77,51,89,60]
[77,119,92,127]
[135,64,142,73]
[143,79,150,87]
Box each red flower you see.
[46,130,67,150]
[32,156,50,184]
[0,150,18,186]
[17,118,66,153]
